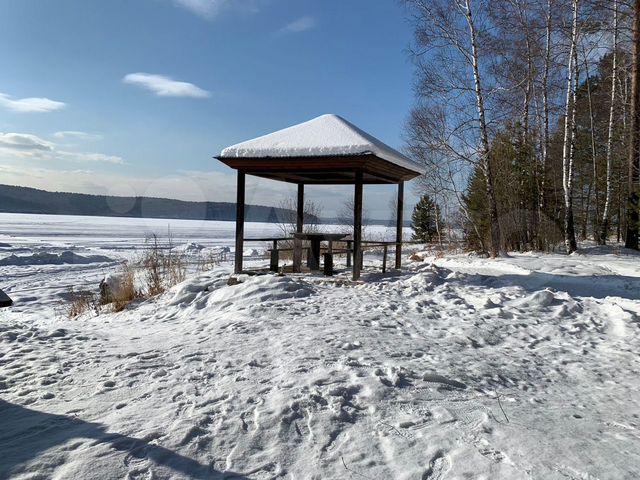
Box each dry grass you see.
[66,232,195,317]
[109,266,139,312]
[143,235,164,296]
[66,289,101,318]
[194,249,226,272]
[142,234,185,296]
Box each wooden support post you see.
[234,171,246,274]
[308,239,321,270]
[353,171,363,281]
[323,240,334,276]
[293,184,304,273]
[395,181,404,270]
[269,239,279,272]
[346,240,352,267]
[382,244,388,273]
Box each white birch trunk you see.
[562,0,579,253]
[539,0,552,239]
[600,0,619,244]
[463,0,503,256]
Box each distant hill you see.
[0,184,304,224]
[0,184,404,226]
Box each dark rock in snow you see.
[0,289,12,308]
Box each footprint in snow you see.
[479,447,506,463]
[151,369,167,379]
[423,373,467,390]
[423,450,451,480]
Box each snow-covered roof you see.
[218,114,426,175]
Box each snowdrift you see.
[1,249,640,479]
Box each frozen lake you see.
[0,212,404,313]
[0,212,285,247]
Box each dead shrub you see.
[66,288,101,318]
[67,232,193,317]
[141,233,186,296]
[110,267,138,311]
[409,252,425,262]
[163,248,185,287]
[195,249,224,272]
[99,265,139,312]
[144,235,164,296]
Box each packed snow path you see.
[1,250,640,479]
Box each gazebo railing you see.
[243,236,420,276]
[243,237,294,272]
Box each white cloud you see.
[174,0,225,19]
[0,133,54,155]
[279,16,315,34]
[58,151,126,165]
[0,132,125,165]
[173,0,260,20]
[0,93,66,113]
[53,131,103,141]
[123,73,210,98]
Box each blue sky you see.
[0,0,418,219]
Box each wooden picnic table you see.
[293,232,348,271]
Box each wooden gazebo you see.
[215,114,425,280]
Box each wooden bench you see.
[244,237,293,272]
[244,237,416,276]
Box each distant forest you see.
[0,184,401,226]
[0,184,300,224]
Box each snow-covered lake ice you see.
[1,213,640,479]
[0,213,400,312]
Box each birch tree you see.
[405,0,503,256]
[561,0,580,253]
[600,0,619,244]
[463,0,503,256]
[540,0,553,225]
[405,0,632,253]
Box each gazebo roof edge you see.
[216,114,427,176]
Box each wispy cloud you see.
[0,133,54,154]
[0,132,125,165]
[0,93,66,113]
[173,0,261,20]
[59,151,125,165]
[174,0,225,19]
[279,16,315,34]
[53,131,103,141]
[123,73,210,98]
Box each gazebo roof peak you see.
[218,114,425,175]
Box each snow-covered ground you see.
[1,213,640,479]
[0,213,400,313]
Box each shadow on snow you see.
[469,270,640,302]
[0,399,251,479]
[361,259,640,302]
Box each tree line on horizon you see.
[404,0,640,254]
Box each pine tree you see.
[462,165,490,251]
[411,195,440,243]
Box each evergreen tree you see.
[411,195,440,243]
[462,166,490,251]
